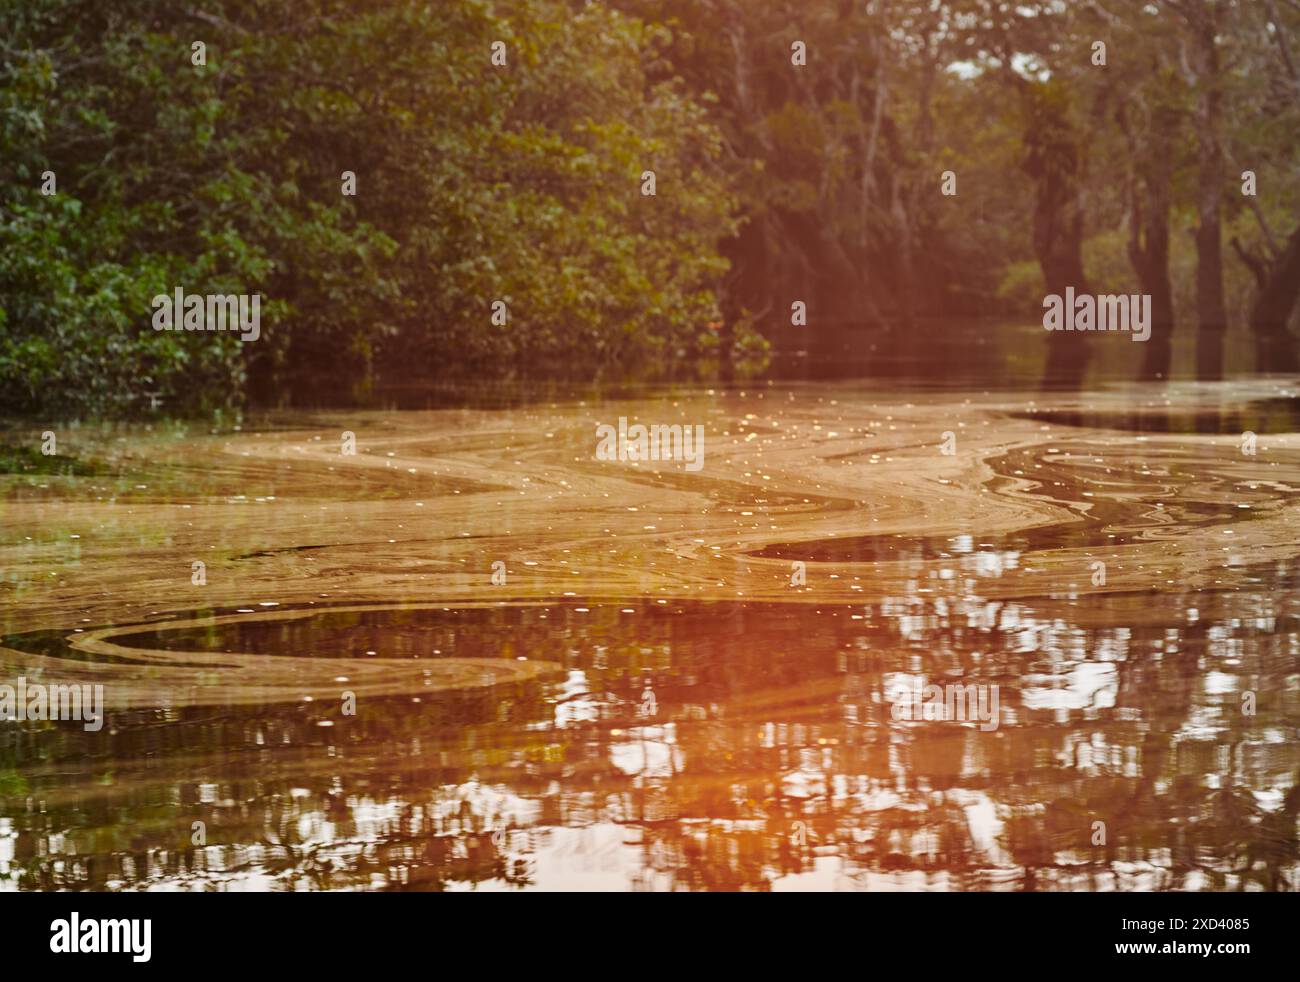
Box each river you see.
[3,373,1299,890]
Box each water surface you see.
[3,379,1299,890]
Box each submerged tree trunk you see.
[1247,223,1300,372]
[1031,177,1089,302]
[1021,84,1090,389]
[889,169,916,330]
[1032,179,1091,389]
[1123,106,1176,381]
[1186,3,1229,380]
[1130,190,1176,381]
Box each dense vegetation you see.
[3,0,1300,415]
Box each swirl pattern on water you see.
[1,380,1299,890]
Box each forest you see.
[3,0,1299,414]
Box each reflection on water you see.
[6,585,1300,891]
[1015,397,1300,435]
[2,380,1299,890]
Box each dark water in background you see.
[356,318,1265,415]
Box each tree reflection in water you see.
[3,572,1297,891]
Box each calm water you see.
[3,376,1299,890]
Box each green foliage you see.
[0,0,740,415]
[6,0,1300,412]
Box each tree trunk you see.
[1021,85,1091,390]
[890,171,916,330]
[1125,107,1176,381]
[1033,183,1090,389]
[1188,8,1229,379]
[1249,223,1300,372]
